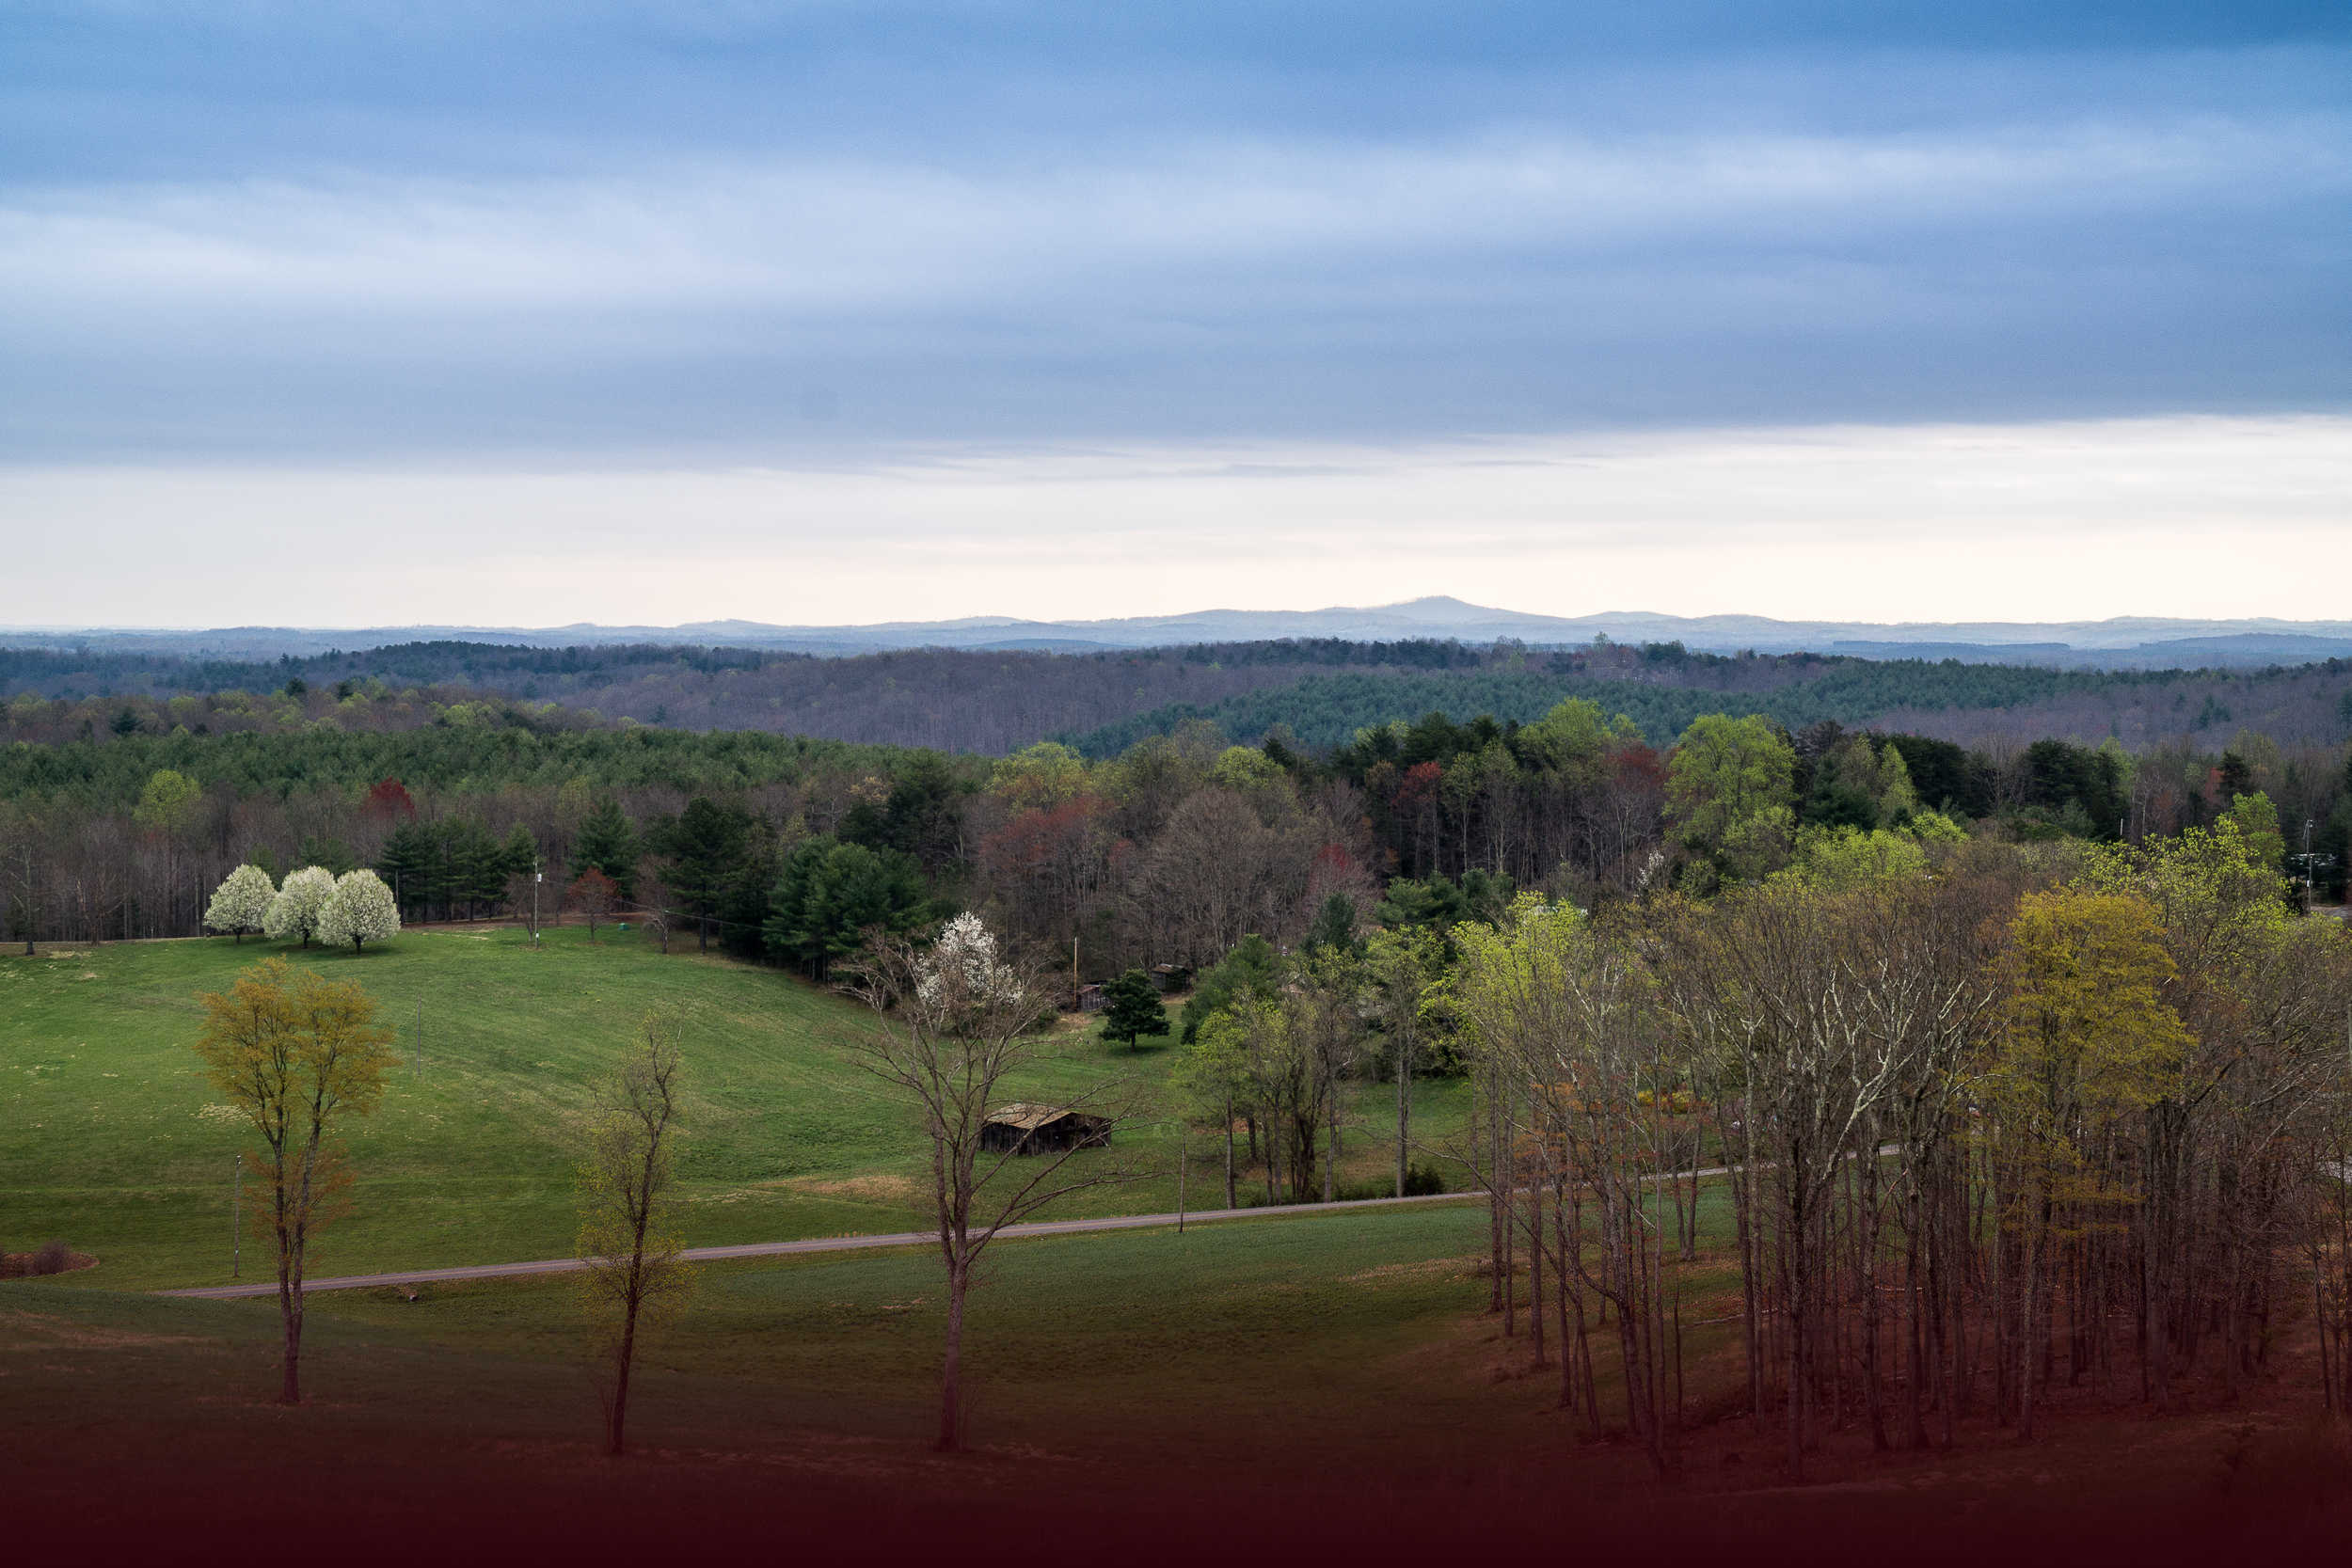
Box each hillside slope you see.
[0,929,1463,1289]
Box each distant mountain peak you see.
[13,600,2352,671]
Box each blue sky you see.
[3,2,2347,626]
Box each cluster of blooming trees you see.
[205,863,401,954]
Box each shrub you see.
[2,1240,80,1277]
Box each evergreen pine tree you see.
[1100,969,1169,1051]
[375,820,434,920]
[573,799,642,900]
[663,797,749,951]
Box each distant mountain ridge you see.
[10,597,2352,669]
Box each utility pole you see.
[1177,1129,1187,1233]
[232,1153,243,1278]
[532,859,543,946]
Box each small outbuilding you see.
[1149,962,1193,994]
[981,1102,1113,1156]
[1073,983,1105,1013]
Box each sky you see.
[3,1,2347,628]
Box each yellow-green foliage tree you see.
[1989,889,2189,1436]
[987,740,1092,813]
[134,768,204,931]
[193,958,395,1404]
[1665,714,1797,884]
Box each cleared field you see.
[0,1198,1632,1499]
[0,928,1470,1289]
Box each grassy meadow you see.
[0,1197,1676,1486]
[1,927,1470,1290]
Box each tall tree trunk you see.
[938,1258,969,1451]
[1903,1186,1928,1449]
[1223,1096,1237,1211]
[1324,1079,1338,1204]
[1786,1172,1809,1481]
[1486,1079,1506,1314]
[278,1280,304,1405]
[1395,1042,1410,1199]
[1529,1177,1548,1366]
[1861,1138,1888,1450]
[609,1307,638,1455]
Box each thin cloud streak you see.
[7,119,2341,310]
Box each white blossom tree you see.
[263,866,336,947]
[205,863,277,943]
[318,869,401,955]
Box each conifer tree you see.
[573,799,642,900]
[1099,969,1169,1050]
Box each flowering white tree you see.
[846,912,1135,1451]
[317,869,401,955]
[205,863,277,943]
[263,866,336,947]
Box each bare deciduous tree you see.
[578,1014,694,1457]
[845,913,1134,1450]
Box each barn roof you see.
[985,1102,1105,1131]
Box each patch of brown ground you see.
[784,1173,923,1206]
[1340,1252,1484,1285]
[0,1247,99,1279]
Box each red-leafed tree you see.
[1391,761,1445,878]
[1305,841,1375,912]
[364,779,417,821]
[977,793,1120,952]
[569,866,620,940]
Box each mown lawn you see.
[1,928,1471,1289]
[1,1199,1533,1481]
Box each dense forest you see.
[10,636,2352,758]
[6,673,2347,971]
[0,639,1488,756]
[1070,654,2352,755]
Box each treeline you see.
[0,720,985,949]
[1068,657,2352,756]
[0,638,1520,756]
[0,706,968,813]
[8,681,2348,980]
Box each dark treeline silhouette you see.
[11,637,2352,759]
[0,639,1496,755]
[1068,653,2352,755]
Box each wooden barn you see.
[981,1103,1113,1156]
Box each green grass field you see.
[1,927,1470,1289]
[0,1198,1618,1484]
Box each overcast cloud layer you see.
[3,2,2346,624]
